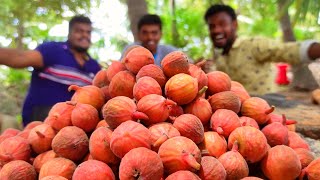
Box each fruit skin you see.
[299,157,320,180]
[0,136,31,167]
[102,96,149,129]
[38,157,77,180]
[119,147,164,180]
[165,170,201,180]
[70,102,100,133]
[51,126,89,162]
[133,76,162,101]
[110,121,152,158]
[206,71,231,95]
[68,85,105,110]
[210,109,241,138]
[0,160,37,180]
[161,51,190,78]
[165,73,198,105]
[208,91,241,113]
[241,97,275,125]
[158,136,201,175]
[173,114,204,144]
[106,61,126,82]
[28,123,56,154]
[261,145,301,180]
[108,70,136,98]
[198,131,227,158]
[149,122,180,152]
[294,148,315,169]
[136,64,167,88]
[72,160,115,180]
[198,156,226,180]
[228,126,269,163]
[123,46,155,74]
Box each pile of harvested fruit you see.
[0,46,319,180]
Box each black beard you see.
[73,46,88,53]
[222,37,234,55]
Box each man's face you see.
[138,24,162,54]
[207,12,237,49]
[68,23,92,52]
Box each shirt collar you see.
[64,41,91,61]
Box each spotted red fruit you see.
[198,131,227,158]
[133,76,162,101]
[173,114,204,144]
[123,46,154,74]
[108,70,136,98]
[106,61,126,82]
[210,109,241,138]
[0,160,37,180]
[199,156,226,180]
[161,51,190,78]
[149,122,180,152]
[166,171,201,180]
[207,71,231,95]
[136,64,167,88]
[68,85,105,110]
[72,160,115,180]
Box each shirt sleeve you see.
[251,37,301,64]
[35,42,57,67]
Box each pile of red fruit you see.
[0,46,319,180]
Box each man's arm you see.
[0,48,44,69]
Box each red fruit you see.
[210,109,241,138]
[299,158,320,180]
[51,126,89,162]
[89,127,119,165]
[70,102,100,132]
[123,46,154,74]
[39,157,77,180]
[239,116,260,129]
[28,123,56,154]
[261,117,289,147]
[133,76,162,101]
[106,60,126,82]
[119,147,163,180]
[294,148,315,169]
[110,121,152,158]
[41,176,68,180]
[198,131,227,158]
[231,81,250,103]
[100,85,112,102]
[92,69,109,88]
[207,71,231,95]
[161,51,190,78]
[198,156,226,180]
[72,160,115,180]
[261,145,301,180]
[15,129,31,140]
[241,97,275,125]
[218,142,249,180]
[44,102,74,131]
[288,131,310,150]
[69,85,105,110]
[158,136,201,174]
[149,122,180,152]
[0,160,36,180]
[168,104,184,120]
[137,94,176,126]
[165,73,198,105]
[136,64,167,88]
[173,114,204,144]
[102,96,149,129]
[108,70,135,98]
[267,113,297,125]
[189,63,208,90]
[228,126,268,163]
[33,150,58,173]
[166,171,201,180]
[208,91,241,113]
[1,128,20,136]
[241,177,264,180]
[0,136,31,166]
[24,121,43,131]
[95,120,109,129]
[184,86,212,125]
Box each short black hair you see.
[69,15,92,32]
[138,14,162,31]
[204,4,237,22]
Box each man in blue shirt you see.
[0,15,101,126]
[121,14,178,66]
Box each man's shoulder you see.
[36,41,66,51]
[158,44,177,52]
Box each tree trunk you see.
[126,0,148,42]
[171,0,179,47]
[17,19,24,50]
[277,0,318,90]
